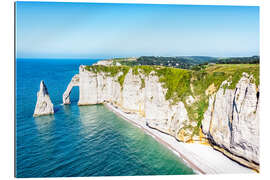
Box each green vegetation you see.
[131,66,140,75]
[113,55,259,70]
[185,99,209,136]
[217,56,259,64]
[118,56,217,69]
[190,64,259,98]
[113,57,137,61]
[112,57,137,66]
[154,67,191,103]
[84,63,259,137]
[85,65,192,102]
[141,78,145,89]
[131,65,192,101]
[186,64,259,136]
[118,68,130,89]
[204,64,259,88]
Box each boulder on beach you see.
[33,80,54,117]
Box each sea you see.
[15,58,194,177]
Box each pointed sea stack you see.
[33,80,54,117]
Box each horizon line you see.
[16,55,260,60]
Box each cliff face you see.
[64,65,259,170]
[77,65,190,141]
[202,73,259,169]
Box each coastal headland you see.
[62,58,259,174]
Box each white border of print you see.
[1,0,269,180]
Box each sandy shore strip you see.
[104,103,254,174]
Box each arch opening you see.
[63,74,80,104]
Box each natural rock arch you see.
[62,74,80,104]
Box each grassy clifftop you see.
[84,64,259,138]
[84,64,259,99]
[186,64,259,137]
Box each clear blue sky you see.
[16,2,259,59]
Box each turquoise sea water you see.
[15,59,194,177]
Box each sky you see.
[16,2,259,59]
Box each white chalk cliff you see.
[33,81,54,117]
[202,73,259,169]
[63,65,259,171]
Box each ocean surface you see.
[16,58,194,177]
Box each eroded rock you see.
[63,74,80,104]
[202,74,259,169]
[33,81,54,117]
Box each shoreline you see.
[104,103,254,174]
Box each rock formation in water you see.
[63,74,80,104]
[33,80,54,117]
[63,64,259,171]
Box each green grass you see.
[204,64,259,88]
[131,66,140,75]
[187,64,259,136]
[118,67,130,89]
[84,64,259,138]
[191,64,259,96]
[155,67,192,103]
[131,65,192,103]
[141,78,145,89]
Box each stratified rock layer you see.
[33,81,54,117]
